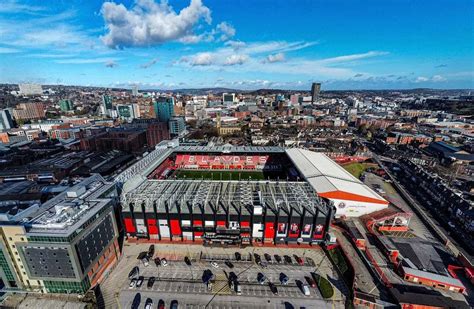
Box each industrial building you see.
[0,175,120,294]
[118,142,387,245]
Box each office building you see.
[59,99,74,112]
[311,82,321,103]
[117,104,140,122]
[12,103,45,121]
[0,109,14,131]
[223,93,235,105]
[0,175,120,294]
[132,85,139,96]
[154,97,175,123]
[101,95,113,117]
[18,84,43,96]
[169,116,186,136]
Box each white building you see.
[18,83,43,96]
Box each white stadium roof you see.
[286,148,388,205]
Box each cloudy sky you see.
[0,0,473,90]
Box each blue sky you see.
[0,0,473,90]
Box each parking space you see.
[114,243,346,308]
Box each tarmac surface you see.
[100,243,347,308]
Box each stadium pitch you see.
[172,169,266,181]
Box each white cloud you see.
[216,22,235,41]
[101,0,212,48]
[182,52,214,66]
[55,57,120,64]
[0,1,44,14]
[415,76,429,82]
[264,52,285,63]
[432,74,446,82]
[318,51,389,64]
[140,58,159,68]
[0,46,20,53]
[224,54,248,65]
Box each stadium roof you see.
[175,145,285,154]
[286,148,388,205]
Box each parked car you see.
[147,277,155,288]
[144,298,153,309]
[294,255,304,266]
[257,272,266,284]
[211,261,219,268]
[154,257,161,266]
[302,284,311,296]
[158,299,165,309]
[268,282,278,295]
[161,258,168,267]
[147,245,155,258]
[229,271,238,281]
[280,273,289,285]
[310,272,319,283]
[264,253,272,262]
[235,252,241,261]
[141,257,149,267]
[234,281,242,295]
[202,269,215,284]
[225,260,234,268]
[131,293,141,309]
[283,255,292,264]
[305,276,316,288]
[136,276,144,288]
[128,266,139,279]
[184,256,192,266]
[254,253,261,264]
[259,261,268,268]
[170,300,179,309]
[129,279,137,289]
[274,254,282,263]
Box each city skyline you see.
[0,0,473,90]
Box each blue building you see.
[154,97,175,123]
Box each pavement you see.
[100,243,347,309]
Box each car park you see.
[184,256,191,266]
[161,258,168,267]
[136,276,144,288]
[129,279,137,289]
[144,298,153,309]
[225,260,234,268]
[147,277,155,288]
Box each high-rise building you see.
[132,85,139,96]
[59,99,74,112]
[117,104,140,122]
[101,95,113,117]
[12,103,45,120]
[169,116,186,136]
[222,93,235,105]
[0,109,14,131]
[154,97,175,123]
[311,82,321,103]
[0,175,120,294]
[18,83,43,96]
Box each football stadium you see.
[118,142,388,246]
